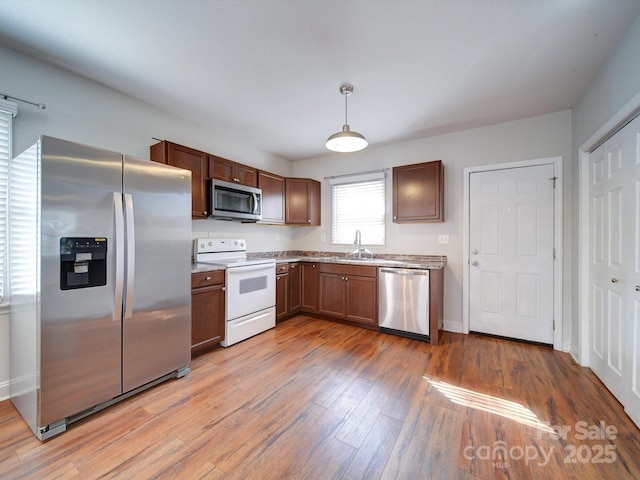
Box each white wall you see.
[571,16,640,361]
[292,110,573,338]
[0,46,295,400]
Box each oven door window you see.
[239,275,267,294]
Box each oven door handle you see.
[227,264,274,274]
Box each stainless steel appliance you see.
[209,179,262,222]
[9,136,192,440]
[194,238,275,346]
[379,267,430,341]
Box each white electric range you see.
[194,238,276,347]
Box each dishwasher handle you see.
[379,268,429,276]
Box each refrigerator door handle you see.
[123,193,135,319]
[113,192,125,322]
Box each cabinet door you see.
[301,263,318,312]
[393,160,444,223]
[151,142,209,219]
[285,178,321,226]
[235,163,258,187]
[318,272,346,317]
[345,275,377,325]
[289,263,302,313]
[210,156,234,183]
[191,285,225,354]
[211,156,258,187]
[276,273,290,321]
[258,171,285,224]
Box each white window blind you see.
[0,99,17,304]
[331,170,386,245]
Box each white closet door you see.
[589,134,626,401]
[589,113,640,427]
[625,114,640,427]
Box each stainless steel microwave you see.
[209,179,262,222]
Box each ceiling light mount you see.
[325,83,368,153]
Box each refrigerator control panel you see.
[60,237,107,290]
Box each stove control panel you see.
[195,238,246,254]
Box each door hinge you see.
[553,319,555,330]
[553,248,556,259]
[549,176,558,188]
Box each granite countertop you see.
[192,251,446,273]
[250,251,447,270]
[191,262,226,274]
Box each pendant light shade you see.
[325,84,368,153]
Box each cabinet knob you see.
[206,276,211,281]
[312,264,316,268]
[221,287,226,291]
[277,277,281,281]
[308,219,311,223]
[291,265,296,269]
[204,211,208,216]
[393,215,397,220]
[344,277,349,281]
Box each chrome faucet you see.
[353,229,373,258]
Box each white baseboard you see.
[0,379,10,402]
[443,321,464,333]
[568,343,581,365]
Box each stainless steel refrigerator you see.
[9,136,192,440]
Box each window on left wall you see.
[0,99,17,305]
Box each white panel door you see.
[589,117,640,403]
[624,114,640,426]
[469,165,555,343]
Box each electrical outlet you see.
[438,235,449,245]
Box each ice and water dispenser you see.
[59,237,107,290]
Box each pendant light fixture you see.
[325,83,368,153]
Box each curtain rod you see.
[323,168,388,180]
[1,93,46,110]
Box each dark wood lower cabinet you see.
[191,271,225,355]
[301,263,318,313]
[317,264,378,327]
[276,270,290,321]
[289,263,302,314]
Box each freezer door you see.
[39,136,123,427]
[122,156,191,392]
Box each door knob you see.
[471,249,478,255]
[471,261,479,266]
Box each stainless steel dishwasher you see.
[379,267,430,341]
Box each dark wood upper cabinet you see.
[258,170,285,225]
[150,141,209,219]
[393,160,444,223]
[285,178,321,226]
[210,155,257,187]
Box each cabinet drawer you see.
[276,262,290,275]
[317,263,377,278]
[192,270,225,289]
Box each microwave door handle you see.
[252,193,259,215]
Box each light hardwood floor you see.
[1,315,639,479]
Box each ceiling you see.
[1,1,639,161]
